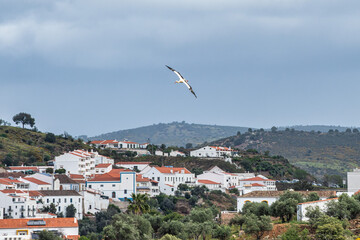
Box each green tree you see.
[66,204,77,217]
[213,225,232,240]
[242,214,273,240]
[189,208,214,223]
[160,234,181,240]
[306,192,320,202]
[185,143,193,149]
[45,168,54,174]
[42,203,57,214]
[281,224,309,240]
[271,126,277,132]
[159,220,186,239]
[12,112,35,128]
[271,190,304,222]
[326,194,360,220]
[37,230,62,240]
[55,168,66,174]
[45,133,56,143]
[242,202,270,217]
[127,193,150,215]
[103,214,152,240]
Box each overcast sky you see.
[1,0,360,136]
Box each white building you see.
[83,189,109,215]
[190,146,236,158]
[238,176,277,193]
[197,179,222,191]
[197,171,239,189]
[0,218,79,240]
[20,177,52,191]
[0,190,37,219]
[95,164,112,174]
[169,150,186,157]
[297,198,338,222]
[54,175,81,191]
[54,150,114,178]
[142,166,195,195]
[237,190,337,212]
[36,190,83,220]
[136,174,160,197]
[87,169,136,201]
[116,162,151,172]
[347,168,360,193]
[90,140,141,149]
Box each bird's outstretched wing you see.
[183,81,197,98]
[166,65,185,80]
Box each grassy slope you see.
[210,130,360,177]
[0,126,89,166]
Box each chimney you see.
[170,169,173,174]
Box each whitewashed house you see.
[142,166,195,195]
[95,163,112,174]
[190,146,235,158]
[54,175,80,191]
[237,190,336,212]
[54,150,113,178]
[0,218,79,240]
[0,190,37,219]
[169,150,186,157]
[83,189,109,215]
[297,198,338,222]
[36,190,83,220]
[197,179,222,191]
[238,176,277,193]
[87,169,136,201]
[136,174,160,197]
[197,171,239,189]
[347,168,360,193]
[21,177,52,191]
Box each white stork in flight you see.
[166,65,197,98]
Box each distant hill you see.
[86,122,357,147]
[87,122,250,147]
[208,128,360,178]
[0,126,89,166]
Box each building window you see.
[157,177,160,181]
[89,205,92,209]
[53,199,55,203]
[47,199,49,203]
[70,198,73,203]
[124,189,127,194]
[262,200,269,204]
[58,198,61,203]
[244,200,251,203]
[65,198,67,203]
[112,192,116,198]
[88,185,92,188]
[100,184,104,187]
[58,206,61,211]
[112,184,115,187]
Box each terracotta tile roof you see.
[251,183,266,187]
[166,184,174,187]
[136,174,151,182]
[1,189,26,194]
[0,218,78,229]
[9,166,38,171]
[210,146,233,151]
[122,141,138,144]
[198,179,220,185]
[27,191,42,197]
[154,167,191,174]
[0,172,25,178]
[90,140,103,144]
[116,162,151,165]
[23,177,50,185]
[95,163,112,168]
[88,169,134,182]
[240,177,274,182]
[298,198,339,205]
[65,235,80,240]
[69,174,85,179]
[0,178,14,185]
[240,190,337,198]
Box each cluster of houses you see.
[90,139,238,158]
[3,143,360,239]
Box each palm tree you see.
[127,193,150,215]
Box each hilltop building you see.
[190,146,237,158]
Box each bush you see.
[45,133,56,143]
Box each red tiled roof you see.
[88,169,133,182]
[9,166,38,171]
[154,167,191,174]
[95,163,112,168]
[70,152,85,158]
[69,174,85,179]
[251,183,266,187]
[1,189,26,194]
[240,191,337,198]
[240,177,274,182]
[122,141,138,144]
[136,174,151,182]
[298,198,339,205]
[27,191,42,197]
[66,235,80,240]
[198,179,220,185]
[90,140,103,144]
[0,218,78,229]
[0,179,14,185]
[23,177,51,185]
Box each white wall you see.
[348,168,360,192]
